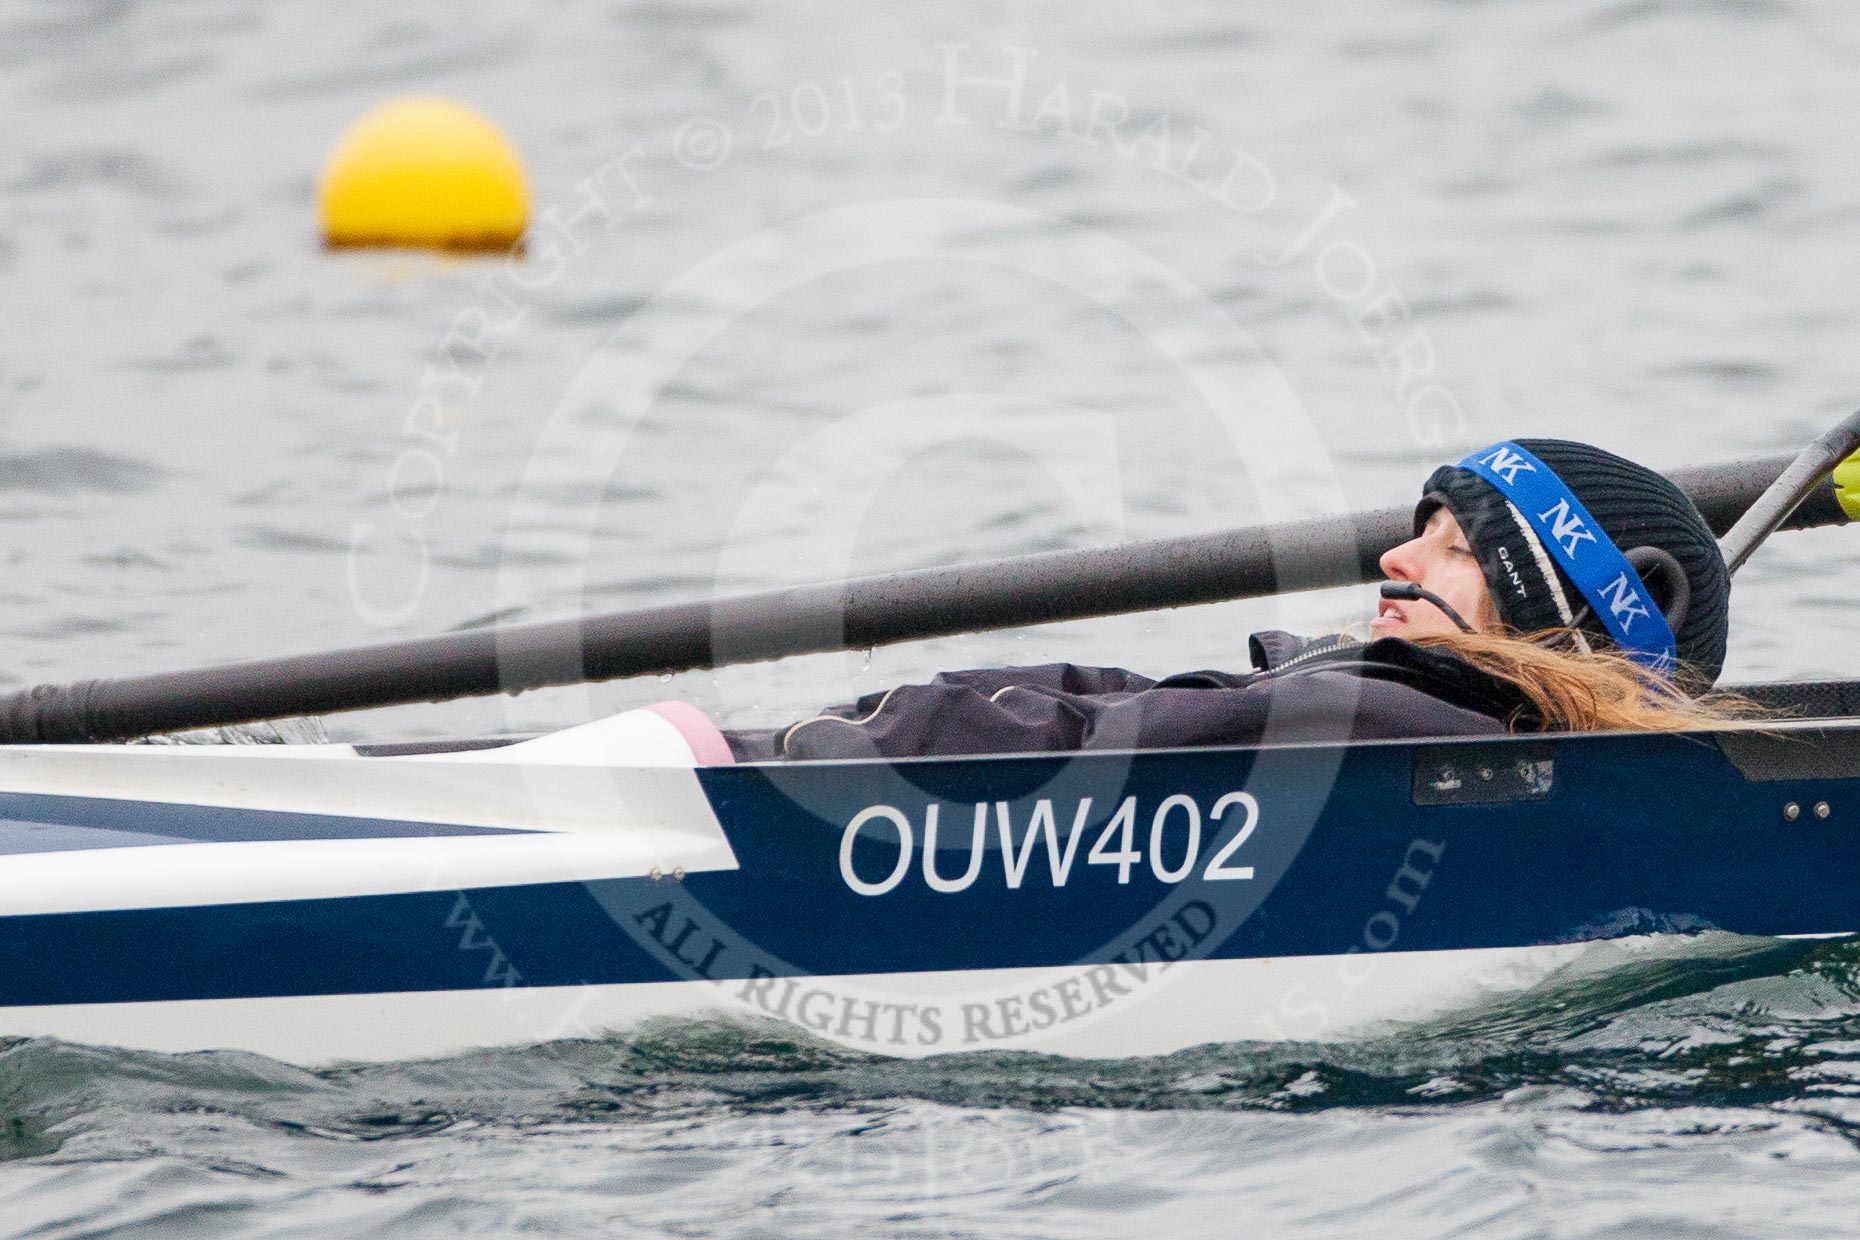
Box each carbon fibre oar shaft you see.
[0,451,1845,742]
[1719,409,1860,575]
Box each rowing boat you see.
[2,423,1855,1065]
[0,679,1852,1066]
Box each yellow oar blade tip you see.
[1834,451,1860,522]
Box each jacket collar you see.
[1176,630,1540,730]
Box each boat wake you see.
[5,933,1860,1163]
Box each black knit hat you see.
[1417,439,1730,687]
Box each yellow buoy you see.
[318,97,528,252]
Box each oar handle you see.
[0,452,1844,742]
[1718,409,1860,576]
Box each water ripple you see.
[0,449,165,495]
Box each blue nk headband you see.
[1458,441,1678,674]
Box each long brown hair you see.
[1411,629,1767,733]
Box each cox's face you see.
[1373,507,1496,639]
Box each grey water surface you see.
[4,0,1860,1234]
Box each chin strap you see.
[1380,582,1477,634]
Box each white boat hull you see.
[0,940,1676,1064]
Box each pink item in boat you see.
[644,701,735,766]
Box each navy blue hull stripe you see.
[0,730,1853,1006]
[0,790,534,855]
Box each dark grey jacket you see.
[727,633,1532,762]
